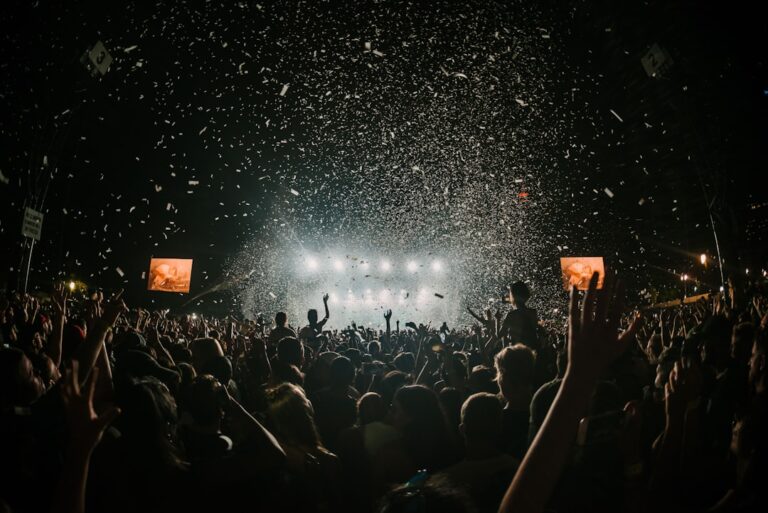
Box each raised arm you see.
[498,273,641,513]
[322,293,330,321]
[77,291,127,383]
[48,282,69,368]
[384,309,393,352]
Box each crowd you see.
[1,274,767,513]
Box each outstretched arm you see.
[77,291,127,383]
[48,282,69,368]
[499,273,641,513]
[322,293,330,321]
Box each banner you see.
[147,258,193,293]
[560,256,605,291]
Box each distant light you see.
[68,281,76,292]
[746,268,750,275]
[431,260,443,272]
[191,313,197,319]
[719,286,725,292]
[334,259,344,271]
[681,274,688,281]
[407,261,418,272]
[700,254,706,265]
[306,257,318,270]
[380,260,391,272]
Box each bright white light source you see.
[380,260,391,271]
[334,259,344,271]
[68,281,76,292]
[700,254,706,265]
[407,261,418,272]
[306,257,318,270]
[431,260,443,272]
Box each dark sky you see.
[1,0,766,316]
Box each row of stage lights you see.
[326,287,437,305]
[303,257,444,273]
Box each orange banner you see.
[147,258,193,293]
[560,256,605,291]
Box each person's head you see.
[190,337,224,374]
[358,392,386,425]
[748,333,767,394]
[732,323,756,364]
[460,393,503,447]
[494,344,536,400]
[378,370,411,408]
[0,347,44,408]
[275,312,288,327]
[368,340,382,358]
[307,308,319,325]
[329,355,355,389]
[390,385,452,470]
[187,374,227,430]
[467,365,498,394]
[510,281,531,307]
[199,355,233,386]
[377,477,477,513]
[277,337,304,367]
[267,383,322,448]
[115,377,183,468]
[394,352,416,374]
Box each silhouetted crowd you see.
[2,276,767,513]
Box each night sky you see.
[1,0,766,322]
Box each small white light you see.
[191,313,198,319]
[700,254,706,265]
[68,281,76,292]
[720,286,725,292]
[431,260,443,272]
[334,259,344,271]
[306,257,318,270]
[380,260,391,271]
[745,268,750,275]
[407,261,418,272]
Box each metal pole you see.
[22,238,35,294]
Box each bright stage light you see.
[306,257,319,270]
[68,280,76,292]
[699,254,706,265]
[380,260,391,271]
[431,260,443,272]
[334,259,344,271]
[407,261,418,272]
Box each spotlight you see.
[68,281,76,292]
[334,259,344,271]
[431,260,443,272]
[306,257,318,271]
[700,254,706,265]
[380,260,391,272]
[407,261,418,273]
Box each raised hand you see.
[101,290,128,327]
[384,309,392,321]
[567,272,641,384]
[322,293,330,303]
[61,361,121,454]
[52,282,69,317]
